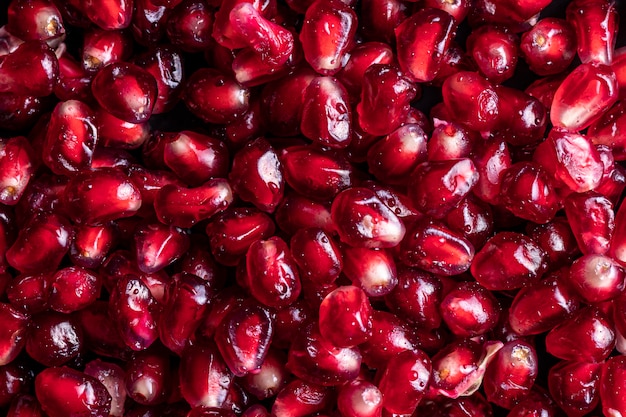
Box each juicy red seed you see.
[82,29,131,71]
[341,247,398,297]
[384,267,442,329]
[566,0,618,66]
[495,86,548,145]
[440,281,501,338]
[241,349,289,400]
[0,303,29,366]
[286,323,362,386]
[48,266,101,313]
[527,218,581,271]
[92,62,158,124]
[400,220,474,276]
[271,379,332,417]
[408,158,478,219]
[215,301,273,377]
[545,307,615,362]
[245,236,301,308]
[378,349,431,415]
[356,64,418,136]
[427,120,475,161]
[290,227,342,285]
[166,0,214,52]
[134,222,190,273]
[600,355,626,417]
[0,136,35,205]
[7,0,65,41]
[395,8,457,83]
[84,359,126,417]
[26,312,83,367]
[548,361,601,417]
[466,25,519,84]
[520,18,577,76]
[360,310,419,366]
[70,223,116,269]
[318,286,373,347]
[125,349,170,405]
[472,137,512,204]
[337,379,383,417]
[331,187,406,249]
[0,41,59,97]
[568,254,625,302]
[35,367,112,417]
[442,71,500,133]
[0,360,34,409]
[299,0,356,75]
[180,342,233,408]
[6,273,51,314]
[564,191,615,255]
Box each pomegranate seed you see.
[159,272,211,354]
[7,0,65,42]
[166,0,213,52]
[6,213,72,274]
[506,388,559,417]
[318,286,373,347]
[290,227,342,285]
[400,220,474,276]
[342,247,397,297]
[472,137,512,204]
[550,63,618,131]
[442,71,500,133]
[440,281,501,338]
[495,86,548,146]
[131,0,170,46]
[6,273,51,314]
[76,301,131,360]
[332,187,406,249]
[185,68,249,124]
[271,378,332,417]
[600,355,626,417]
[427,120,475,162]
[566,0,617,65]
[337,379,383,417]
[48,266,101,313]
[527,218,580,271]
[54,50,93,102]
[356,64,418,136]
[483,340,538,409]
[84,359,127,417]
[533,129,604,193]
[241,348,289,399]
[70,223,115,268]
[508,270,581,336]
[384,267,442,329]
[215,301,273,376]
[0,41,58,97]
[125,348,170,405]
[417,393,493,417]
[336,42,394,97]
[82,28,130,72]
[275,192,334,235]
[109,275,160,351]
[545,306,615,362]
[466,25,519,84]
[395,8,456,83]
[271,299,312,349]
[520,18,577,76]
[7,394,45,417]
[287,322,361,386]
[0,303,29,366]
[378,349,431,415]
[0,136,35,206]
[26,312,83,366]
[0,360,34,408]
[154,178,233,228]
[179,342,233,408]
[548,360,601,417]
[360,310,419,366]
[35,367,112,417]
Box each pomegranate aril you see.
[550,63,618,131]
[527,218,580,271]
[416,393,493,417]
[159,273,211,354]
[442,71,500,133]
[395,8,456,83]
[356,64,418,136]
[154,178,233,228]
[427,120,475,162]
[245,236,301,308]
[545,306,615,362]
[472,137,512,204]
[360,310,419,366]
[125,348,170,405]
[281,145,355,202]
[0,41,58,97]
[134,222,189,274]
[241,348,289,400]
[54,51,93,102]
[520,18,577,76]
[508,270,581,336]
[299,0,356,75]
[0,136,35,206]
[7,394,45,417]
[84,360,126,417]
[400,220,474,276]
[271,299,312,349]
[466,25,519,84]
[332,187,406,249]
[7,0,65,42]
[82,28,131,72]
[287,323,361,386]
[318,286,373,347]
[26,312,83,366]
[506,388,559,417]
[166,0,213,52]
[6,213,72,274]
[70,223,115,269]
[35,367,112,417]
[229,137,282,212]
[184,68,249,124]
[378,349,431,415]
[337,379,383,417]
[0,303,29,366]
[440,281,500,338]
[271,378,332,417]
[77,301,131,360]
[179,342,233,408]
[342,247,398,297]
[0,360,34,408]
[48,266,101,313]
[131,0,171,46]
[548,360,601,417]
[384,267,442,329]
[109,275,160,351]
[495,86,548,146]
[483,340,538,409]
[568,254,626,304]
[600,355,626,417]
[564,191,614,255]
[409,158,478,219]
[275,193,334,235]
[290,227,342,285]
[368,124,428,185]
[336,42,394,97]
[566,0,617,66]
